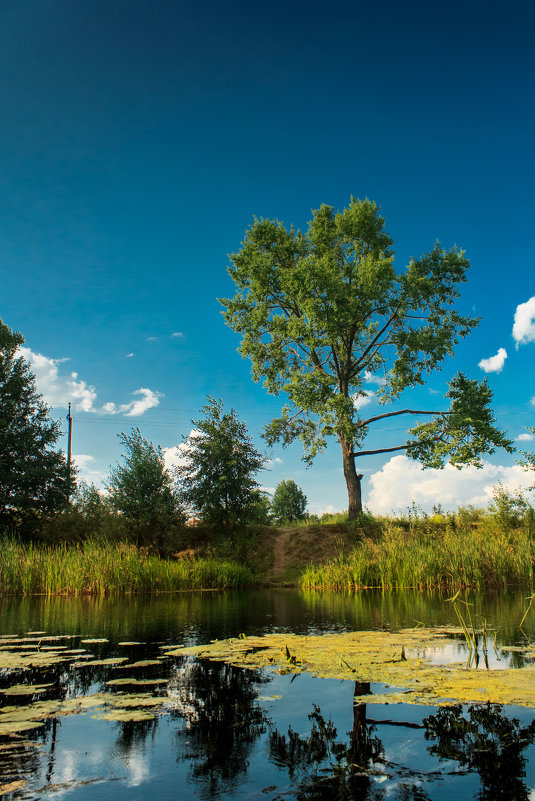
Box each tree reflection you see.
[269,682,392,801]
[423,702,535,801]
[172,659,269,798]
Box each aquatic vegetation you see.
[0,537,254,595]
[300,519,535,590]
[167,629,535,709]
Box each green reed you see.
[299,517,535,591]
[0,537,254,595]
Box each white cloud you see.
[353,390,374,410]
[367,455,534,515]
[19,346,98,412]
[266,456,283,468]
[163,430,201,472]
[147,336,158,342]
[364,370,386,385]
[478,347,507,373]
[72,454,107,488]
[18,346,161,416]
[513,296,535,346]
[126,352,134,358]
[517,433,534,442]
[171,332,184,338]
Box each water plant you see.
[0,537,254,596]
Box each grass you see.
[299,510,535,591]
[0,537,254,595]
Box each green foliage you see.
[489,483,533,528]
[176,397,265,529]
[0,537,253,595]
[270,479,307,523]
[518,427,535,490]
[107,428,185,549]
[220,197,511,514]
[406,373,514,468]
[0,318,69,534]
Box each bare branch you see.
[352,445,408,458]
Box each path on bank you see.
[265,523,356,584]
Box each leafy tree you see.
[221,197,513,517]
[519,427,535,490]
[176,397,265,528]
[107,427,184,547]
[0,318,69,533]
[271,479,307,523]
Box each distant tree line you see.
[0,319,309,550]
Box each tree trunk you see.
[339,435,363,519]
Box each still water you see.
[1,588,535,800]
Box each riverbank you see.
[1,502,534,594]
[0,539,253,595]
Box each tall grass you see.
[0,538,254,595]
[300,514,535,591]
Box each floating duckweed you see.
[105,678,168,687]
[166,629,535,709]
[80,638,109,644]
[1,684,53,696]
[71,658,128,667]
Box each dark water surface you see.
[1,588,535,800]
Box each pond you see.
[1,588,535,800]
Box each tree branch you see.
[352,445,408,458]
[359,408,452,427]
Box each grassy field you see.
[299,510,535,590]
[0,538,254,595]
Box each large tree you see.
[107,427,184,546]
[176,397,265,528]
[0,319,70,531]
[221,198,513,517]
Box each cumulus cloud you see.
[171,332,184,338]
[364,370,386,385]
[19,347,161,416]
[353,390,374,410]
[513,297,535,346]
[266,456,283,468]
[126,352,134,358]
[71,454,107,489]
[19,346,98,412]
[367,455,534,515]
[517,433,534,442]
[163,430,202,472]
[478,347,507,373]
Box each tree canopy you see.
[271,479,308,523]
[107,427,184,546]
[221,197,513,517]
[176,397,265,528]
[0,318,70,532]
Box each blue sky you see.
[1,0,534,514]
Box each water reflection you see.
[424,703,535,801]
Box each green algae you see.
[165,629,535,710]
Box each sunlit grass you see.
[0,538,254,595]
[299,515,535,591]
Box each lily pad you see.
[80,638,108,644]
[71,658,128,667]
[106,678,168,687]
[113,660,161,669]
[166,629,535,709]
[92,708,156,722]
[0,780,27,794]
[1,684,53,696]
[117,641,144,646]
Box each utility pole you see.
[66,402,73,502]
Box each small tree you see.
[176,397,265,528]
[519,427,535,491]
[0,319,69,533]
[271,479,308,523]
[221,197,513,517]
[107,428,184,548]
